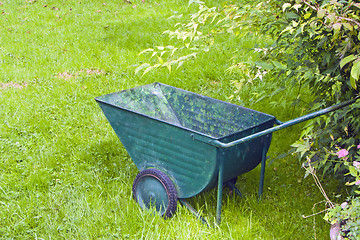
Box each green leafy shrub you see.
[270,0,360,176]
[251,0,360,238]
[323,144,360,239]
[134,1,274,77]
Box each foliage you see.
[322,144,360,239]
[278,0,360,87]
[273,2,360,233]
[135,4,219,75]
[257,0,360,238]
[326,198,360,239]
[270,0,360,176]
[135,1,269,77]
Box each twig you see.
[302,208,329,218]
[338,16,360,28]
[305,156,335,208]
[302,0,318,11]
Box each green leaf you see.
[170,48,178,57]
[157,56,164,64]
[348,166,357,176]
[333,22,342,31]
[138,48,154,55]
[285,12,299,19]
[304,12,312,19]
[177,52,197,62]
[255,61,274,70]
[159,51,167,57]
[271,60,287,70]
[340,55,357,69]
[317,9,326,19]
[350,76,357,89]
[274,152,289,160]
[280,26,293,34]
[135,63,150,75]
[327,13,336,23]
[323,162,332,175]
[142,64,160,76]
[292,4,302,11]
[166,63,171,73]
[343,23,353,31]
[151,51,158,58]
[142,66,154,76]
[282,3,291,12]
[177,61,184,69]
[292,20,299,27]
[350,60,360,81]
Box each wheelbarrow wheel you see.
[132,168,177,218]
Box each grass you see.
[0,0,343,239]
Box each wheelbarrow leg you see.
[258,144,268,200]
[225,181,243,198]
[179,199,208,226]
[216,158,224,224]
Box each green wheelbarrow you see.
[95,82,357,224]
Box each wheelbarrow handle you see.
[209,97,359,148]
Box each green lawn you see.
[0,0,340,239]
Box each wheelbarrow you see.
[95,82,357,224]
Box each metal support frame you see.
[258,145,267,200]
[179,199,208,225]
[216,158,224,224]
[225,181,243,198]
[181,170,243,226]
[258,134,271,200]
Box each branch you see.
[305,156,335,209]
[302,0,360,28]
[302,207,329,218]
[302,0,318,11]
[338,16,360,28]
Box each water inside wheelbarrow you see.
[98,83,274,139]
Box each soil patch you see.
[0,82,28,89]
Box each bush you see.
[249,0,360,238]
[323,144,360,239]
[263,0,360,177]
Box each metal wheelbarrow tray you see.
[95,82,357,223]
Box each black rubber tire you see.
[132,168,178,219]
